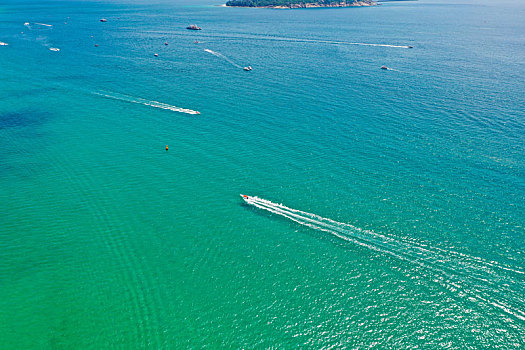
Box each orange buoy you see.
[166,145,168,151]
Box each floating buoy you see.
[166,145,168,151]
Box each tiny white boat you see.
[0,42,8,46]
[49,47,60,51]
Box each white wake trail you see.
[218,34,413,49]
[93,91,200,115]
[242,195,525,321]
[33,22,53,27]
[204,49,243,69]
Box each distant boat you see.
[186,24,201,30]
[154,53,159,57]
[380,65,389,70]
[0,41,8,46]
[100,18,107,22]
[49,47,60,51]
[243,66,252,71]
[194,40,200,44]
[164,42,168,45]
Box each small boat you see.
[194,40,200,44]
[100,18,107,22]
[408,46,413,49]
[186,24,201,30]
[240,194,250,202]
[243,66,252,71]
[49,47,60,51]
[154,53,158,57]
[164,42,168,45]
[380,65,389,70]
[0,42,8,46]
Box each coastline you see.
[226,1,377,9]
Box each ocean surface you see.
[1,0,524,347]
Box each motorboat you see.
[243,66,252,71]
[380,65,389,70]
[100,18,107,22]
[186,24,201,30]
[49,47,60,51]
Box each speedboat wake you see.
[240,194,525,321]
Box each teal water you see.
[1,0,524,347]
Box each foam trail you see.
[93,91,200,115]
[33,22,53,27]
[255,35,414,49]
[204,49,243,69]
[242,195,525,321]
[143,31,413,49]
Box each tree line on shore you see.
[226,0,361,7]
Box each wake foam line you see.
[152,31,413,49]
[259,35,413,48]
[93,91,200,115]
[204,49,243,69]
[33,22,53,27]
[243,195,525,321]
[204,33,412,49]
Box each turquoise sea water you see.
[1,0,524,347]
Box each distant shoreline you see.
[225,1,377,9]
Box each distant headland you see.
[225,0,377,8]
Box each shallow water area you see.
[1,0,524,348]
